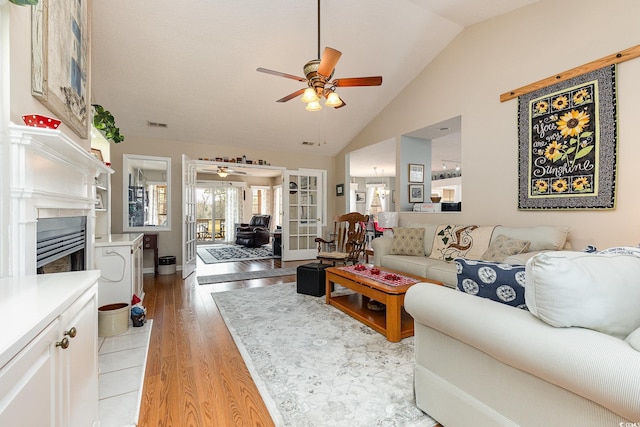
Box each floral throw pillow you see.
[455,258,528,310]
[389,227,425,256]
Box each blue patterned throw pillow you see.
[455,258,527,310]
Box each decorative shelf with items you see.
[91,127,114,236]
[94,168,113,235]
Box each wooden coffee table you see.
[325,266,442,342]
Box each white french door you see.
[182,154,197,278]
[282,169,325,261]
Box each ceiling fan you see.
[203,166,248,178]
[256,0,382,111]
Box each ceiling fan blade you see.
[332,76,383,87]
[256,67,306,82]
[317,47,342,77]
[276,88,306,103]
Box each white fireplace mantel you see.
[5,124,112,276]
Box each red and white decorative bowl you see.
[22,114,61,129]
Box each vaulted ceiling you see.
[91,0,537,160]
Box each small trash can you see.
[98,303,129,337]
[158,255,176,275]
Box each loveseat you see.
[371,224,571,287]
[404,249,640,426]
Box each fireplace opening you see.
[36,216,87,274]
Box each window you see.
[251,186,270,215]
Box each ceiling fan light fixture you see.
[305,100,322,111]
[301,87,319,103]
[325,91,343,107]
[217,171,229,178]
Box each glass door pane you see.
[196,188,214,243]
[283,170,324,260]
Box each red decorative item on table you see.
[370,268,380,275]
[384,273,400,281]
[22,114,61,129]
[354,264,367,271]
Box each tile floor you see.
[98,320,152,427]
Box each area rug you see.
[198,267,297,285]
[211,283,437,427]
[197,244,274,264]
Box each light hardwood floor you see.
[138,257,309,426]
[137,256,442,427]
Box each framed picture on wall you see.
[409,184,424,203]
[31,0,90,138]
[336,184,344,196]
[355,191,365,203]
[408,164,424,183]
[91,148,103,161]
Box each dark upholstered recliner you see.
[235,215,271,247]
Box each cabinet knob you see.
[56,337,70,349]
[65,327,77,338]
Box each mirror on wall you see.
[123,154,171,232]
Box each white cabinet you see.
[58,284,99,426]
[95,233,144,306]
[0,272,100,427]
[132,235,143,300]
[0,320,59,426]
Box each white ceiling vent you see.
[301,141,317,146]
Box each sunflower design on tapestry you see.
[528,82,597,198]
[519,65,617,210]
[533,179,549,195]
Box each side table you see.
[143,234,159,276]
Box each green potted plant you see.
[92,104,124,143]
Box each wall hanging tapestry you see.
[517,65,617,210]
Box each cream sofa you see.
[404,250,640,426]
[371,224,570,287]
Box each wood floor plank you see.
[158,354,179,426]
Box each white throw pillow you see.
[626,327,640,352]
[495,225,570,251]
[525,251,640,339]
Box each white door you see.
[182,154,197,278]
[282,170,325,261]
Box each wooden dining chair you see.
[315,212,369,265]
